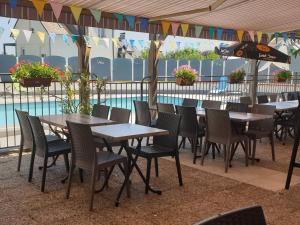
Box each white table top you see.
[261,100,298,112]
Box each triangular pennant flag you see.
[267,32,273,41]
[114,13,123,25]
[32,0,46,17]
[208,27,215,39]
[126,15,135,29]
[50,1,63,21]
[138,40,144,48]
[217,28,223,40]
[92,36,100,46]
[70,5,82,24]
[190,42,195,48]
[11,29,20,39]
[71,34,78,43]
[62,34,68,43]
[169,40,176,49]
[237,30,244,42]
[90,9,102,23]
[171,22,180,36]
[128,39,135,49]
[176,41,181,48]
[140,17,148,31]
[248,31,255,42]
[23,30,32,42]
[282,32,287,42]
[49,32,56,42]
[83,35,91,44]
[112,38,120,47]
[9,0,17,9]
[256,31,262,43]
[161,21,170,36]
[195,25,203,38]
[181,24,189,37]
[226,29,234,40]
[102,38,109,48]
[0,27,4,39]
[274,32,279,44]
[36,31,45,43]
[290,32,296,42]
[154,40,160,48]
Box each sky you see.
[0,16,233,56]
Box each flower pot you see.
[229,78,243,84]
[176,77,195,86]
[276,77,288,83]
[19,77,53,87]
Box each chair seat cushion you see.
[96,151,127,168]
[48,140,71,156]
[46,135,61,143]
[133,145,175,158]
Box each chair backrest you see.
[201,100,221,109]
[133,100,151,126]
[257,95,269,104]
[67,121,96,170]
[226,102,248,113]
[194,205,266,225]
[109,107,131,123]
[156,103,175,114]
[91,104,110,119]
[287,92,297,101]
[182,98,198,107]
[205,109,231,145]
[27,115,48,157]
[240,96,252,105]
[249,104,275,132]
[15,110,33,149]
[269,94,277,102]
[175,105,199,139]
[153,112,181,150]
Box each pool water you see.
[0,96,186,126]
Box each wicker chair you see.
[66,121,130,210]
[91,104,110,119]
[240,96,252,105]
[27,115,71,192]
[131,112,183,194]
[194,205,267,225]
[182,98,198,107]
[156,103,175,114]
[15,110,60,171]
[269,94,278,102]
[176,105,205,164]
[257,95,269,104]
[201,100,222,109]
[202,109,249,172]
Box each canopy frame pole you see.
[249,59,260,104]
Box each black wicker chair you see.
[156,103,175,114]
[194,205,266,225]
[66,121,130,210]
[257,95,269,104]
[201,100,221,109]
[91,104,110,119]
[182,98,198,107]
[176,105,205,164]
[131,112,183,194]
[240,96,252,105]
[27,115,71,192]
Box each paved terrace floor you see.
[1,137,300,225]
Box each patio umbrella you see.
[215,42,291,102]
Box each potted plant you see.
[275,70,292,82]
[174,65,198,86]
[9,61,63,87]
[229,69,245,83]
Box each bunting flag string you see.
[129,39,135,49]
[114,13,124,25]
[125,15,135,29]
[102,38,110,48]
[216,28,223,40]
[154,40,160,48]
[282,32,288,42]
[237,30,244,42]
[83,35,91,44]
[208,27,215,39]
[23,30,32,42]
[195,25,203,38]
[181,24,189,37]
[90,9,102,23]
[92,36,100,46]
[50,1,63,21]
[267,32,273,41]
[169,40,176,49]
[11,29,20,39]
[161,21,170,36]
[71,34,78,43]
[112,37,120,47]
[274,32,279,44]
[171,23,180,36]
[226,29,234,40]
[290,32,296,42]
[49,32,56,42]
[70,5,82,24]
[32,0,46,17]
[248,31,255,42]
[140,18,148,31]
[9,0,17,9]
[138,40,144,48]
[36,31,45,43]
[256,31,262,43]
[62,34,68,43]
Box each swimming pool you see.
[0,96,186,126]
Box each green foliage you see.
[9,61,63,82]
[229,69,245,83]
[174,65,198,81]
[95,77,108,105]
[275,70,292,81]
[79,72,91,115]
[59,67,79,114]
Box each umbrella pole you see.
[250,59,259,104]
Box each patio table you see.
[92,123,168,195]
[261,100,298,112]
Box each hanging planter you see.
[9,61,64,87]
[275,70,291,83]
[229,69,245,84]
[174,65,198,86]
